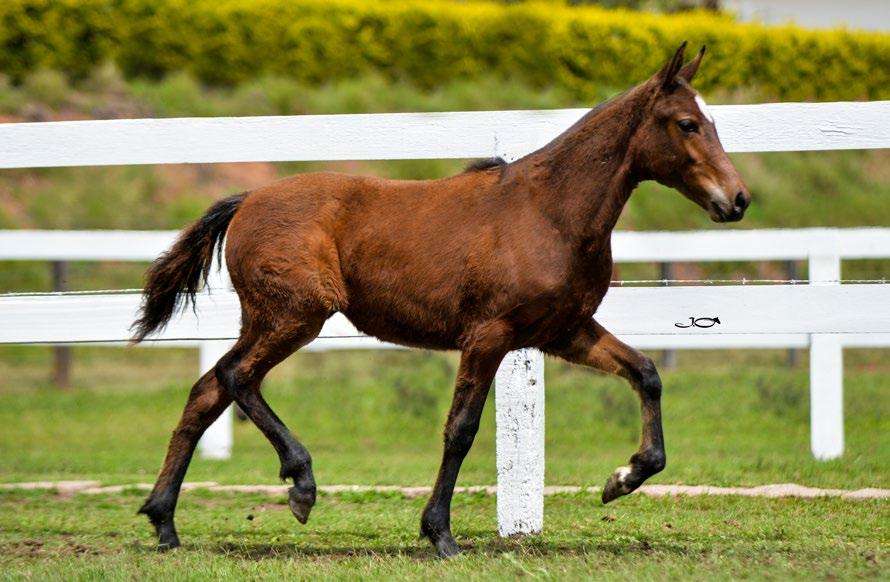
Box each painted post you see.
[808,232,843,460]
[659,262,677,370]
[51,260,71,389]
[809,335,844,460]
[491,145,546,537]
[197,257,235,460]
[495,348,545,536]
[197,340,234,459]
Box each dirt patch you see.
[2,481,888,500]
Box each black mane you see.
[463,157,507,173]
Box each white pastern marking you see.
[694,93,715,124]
[616,466,632,482]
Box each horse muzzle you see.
[709,190,749,223]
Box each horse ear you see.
[678,45,706,83]
[655,41,688,90]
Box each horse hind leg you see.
[215,309,328,524]
[139,370,232,549]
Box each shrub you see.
[0,0,887,101]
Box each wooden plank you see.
[0,102,887,169]
[2,285,888,345]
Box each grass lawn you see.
[0,347,887,489]
[0,489,885,580]
[0,346,887,579]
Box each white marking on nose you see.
[704,180,727,202]
[694,93,714,124]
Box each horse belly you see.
[342,297,463,351]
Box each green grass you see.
[1,348,887,579]
[1,347,887,489]
[0,489,885,580]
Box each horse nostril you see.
[735,191,749,210]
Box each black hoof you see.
[288,486,315,524]
[601,467,634,504]
[157,536,181,552]
[420,521,460,558]
[434,536,461,558]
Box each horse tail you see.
[130,192,247,343]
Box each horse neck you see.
[520,88,649,249]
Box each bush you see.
[0,0,887,101]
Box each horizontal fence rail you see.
[0,102,888,169]
[2,101,889,537]
[4,226,890,262]
[2,283,889,345]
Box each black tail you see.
[130,192,246,343]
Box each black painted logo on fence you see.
[674,316,721,329]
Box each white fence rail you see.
[1,101,889,537]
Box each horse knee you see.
[636,357,662,399]
[445,412,480,454]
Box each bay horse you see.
[131,43,749,557]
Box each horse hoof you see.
[156,529,181,551]
[601,466,634,504]
[288,487,315,524]
[157,539,180,552]
[435,537,461,559]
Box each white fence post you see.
[809,335,844,460]
[197,340,234,460]
[808,232,843,460]
[495,348,545,536]
[197,258,235,460]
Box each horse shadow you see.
[200,535,700,561]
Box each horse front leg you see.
[548,319,666,503]
[421,324,509,558]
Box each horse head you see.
[633,43,751,222]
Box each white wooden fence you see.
[1,100,888,536]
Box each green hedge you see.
[1,0,888,101]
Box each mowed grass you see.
[0,347,887,489]
[0,488,886,580]
[1,348,888,579]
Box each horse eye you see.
[678,119,699,134]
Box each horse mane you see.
[463,157,507,173]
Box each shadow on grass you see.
[203,537,702,561]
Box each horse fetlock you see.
[630,447,666,476]
[138,495,181,549]
[279,453,313,481]
[138,494,171,525]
